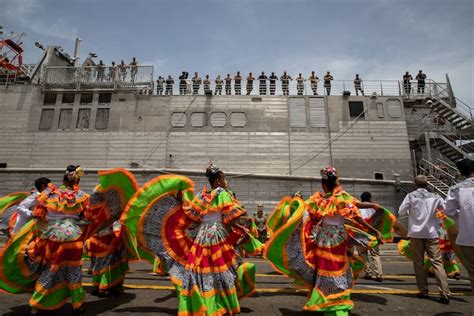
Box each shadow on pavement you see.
[113,306,177,314]
[154,290,176,303]
[83,292,136,314]
[352,293,388,305]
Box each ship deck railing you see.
[42,65,154,92]
[39,67,460,103]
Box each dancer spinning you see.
[265,166,384,316]
[121,164,261,315]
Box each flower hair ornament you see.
[320,166,338,179]
[65,165,84,182]
[207,163,220,175]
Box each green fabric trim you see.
[120,175,194,261]
[97,170,138,204]
[240,234,263,254]
[30,281,84,309]
[0,220,37,293]
[305,288,353,312]
[92,261,128,288]
[236,262,256,298]
[0,192,28,216]
[176,284,240,315]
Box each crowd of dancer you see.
[0,157,472,315]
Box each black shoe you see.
[438,297,450,305]
[91,287,100,297]
[416,293,430,299]
[97,290,112,298]
[363,275,373,280]
[375,277,383,282]
[72,307,86,316]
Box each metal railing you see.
[428,79,473,120]
[155,78,406,97]
[42,65,154,92]
[419,158,458,187]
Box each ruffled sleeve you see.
[36,183,90,216]
[210,189,246,224]
[335,190,361,219]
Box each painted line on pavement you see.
[81,282,470,296]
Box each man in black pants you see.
[178,71,188,95]
[258,71,268,95]
[269,72,278,95]
[403,71,413,95]
[416,70,427,94]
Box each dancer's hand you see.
[376,231,384,244]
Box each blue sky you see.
[1,0,473,105]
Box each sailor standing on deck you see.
[246,72,255,95]
[354,74,364,96]
[129,57,138,83]
[165,75,174,95]
[192,72,202,95]
[258,71,268,95]
[280,71,292,95]
[416,70,427,94]
[179,71,189,95]
[309,71,319,95]
[234,71,243,95]
[215,75,223,95]
[225,74,232,95]
[296,73,305,95]
[324,71,333,95]
[118,60,127,81]
[269,72,278,95]
[156,76,165,95]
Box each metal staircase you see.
[418,158,457,197]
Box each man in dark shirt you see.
[234,71,242,95]
[215,75,223,95]
[225,74,232,95]
[246,72,255,95]
[354,74,364,96]
[416,70,427,94]
[258,71,268,95]
[280,71,292,96]
[403,71,413,95]
[178,71,188,95]
[165,75,174,95]
[269,72,278,95]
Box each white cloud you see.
[2,0,78,40]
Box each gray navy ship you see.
[0,33,473,214]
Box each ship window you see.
[76,108,91,129]
[374,172,384,180]
[171,112,187,127]
[62,92,75,104]
[289,98,306,128]
[58,109,73,129]
[95,108,110,130]
[39,109,54,130]
[210,112,227,127]
[43,93,57,105]
[98,93,112,104]
[230,112,247,127]
[191,112,206,127]
[387,98,402,118]
[80,93,93,104]
[376,102,384,118]
[0,163,6,168]
[349,101,365,119]
[309,97,326,128]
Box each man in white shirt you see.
[444,158,474,291]
[399,175,450,303]
[358,191,384,282]
[12,177,51,235]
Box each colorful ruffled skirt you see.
[85,232,129,293]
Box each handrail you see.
[420,158,456,182]
[428,79,473,121]
[418,165,448,197]
[435,158,459,174]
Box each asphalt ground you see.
[0,251,473,316]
